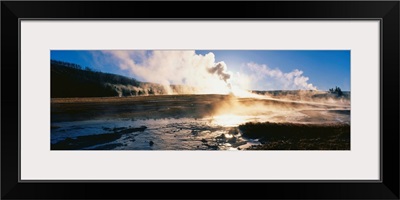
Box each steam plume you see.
[103,50,232,94]
[207,62,231,83]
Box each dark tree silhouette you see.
[51,60,140,98]
[328,86,343,96]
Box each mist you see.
[103,50,233,95]
[102,50,321,97]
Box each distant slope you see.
[52,60,143,98]
[51,60,195,98]
[251,90,350,101]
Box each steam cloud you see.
[207,62,231,83]
[103,50,232,94]
[101,50,318,96]
[247,62,317,90]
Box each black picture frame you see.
[1,1,399,199]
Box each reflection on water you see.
[51,109,350,150]
[211,114,256,127]
[51,95,350,150]
[51,117,258,150]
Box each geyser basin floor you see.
[51,94,350,150]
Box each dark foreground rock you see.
[239,122,350,150]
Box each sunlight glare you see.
[212,114,249,127]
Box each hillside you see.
[252,89,350,102]
[52,60,151,98]
[51,60,198,98]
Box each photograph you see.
[51,50,350,150]
[3,0,398,198]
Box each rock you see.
[191,130,199,135]
[215,134,226,142]
[201,139,207,143]
[149,141,154,146]
[229,128,239,135]
[227,137,237,143]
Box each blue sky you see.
[51,50,350,91]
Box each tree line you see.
[329,86,343,96]
[51,60,98,72]
[51,59,140,98]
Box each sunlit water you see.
[51,95,350,150]
[51,117,261,150]
[51,110,349,150]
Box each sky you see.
[51,50,350,91]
